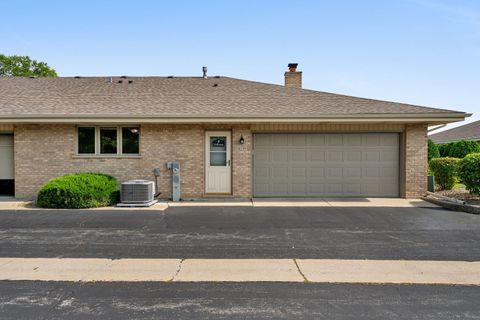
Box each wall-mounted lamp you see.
[239,135,245,145]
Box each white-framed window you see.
[76,126,140,156]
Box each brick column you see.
[404,124,428,198]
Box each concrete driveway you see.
[0,200,479,260]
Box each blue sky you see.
[1,0,478,131]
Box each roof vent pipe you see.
[202,66,208,79]
[108,76,113,83]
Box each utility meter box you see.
[166,161,180,201]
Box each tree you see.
[0,54,57,77]
[447,140,480,158]
[428,139,440,161]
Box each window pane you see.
[210,152,226,166]
[210,137,226,151]
[209,136,227,166]
[78,127,95,154]
[122,127,140,154]
[100,128,117,154]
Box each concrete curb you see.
[422,194,480,215]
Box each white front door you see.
[205,131,231,194]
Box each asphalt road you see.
[0,281,479,319]
[0,205,479,260]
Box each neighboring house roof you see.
[429,120,480,144]
[0,76,467,123]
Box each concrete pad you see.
[0,200,34,210]
[168,201,252,207]
[252,198,439,208]
[297,259,480,285]
[174,259,304,282]
[253,199,330,207]
[0,201,168,211]
[0,258,181,282]
[324,198,439,208]
[94,202,168,211]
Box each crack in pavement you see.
[168,258,185,282]
[293,259,309,283]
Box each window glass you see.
[100,128,117,154]
[122,127,140,154]
[78,127,95,154]
[210,136,227,166]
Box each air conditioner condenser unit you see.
[118,180,157,207]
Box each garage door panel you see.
[255,150,270,162]
[291,150,306,162]
[346,151,362,162]
[310,167,325,178]
[254,167,270,178]
[255,134,271,146]
[344,183,362,195]
[292,134,307,146]
[273,134,289,146]
[326,167,343,178]
[365,151,380,162]
[310,150,326,161]
[381,167,398,178]
[254,133,400,198]
[380,134,399,146]
[272,183,288,194]
[345,135,362,146]
[290,183,307,194]
[327,151,343,162]
[344,167,362,178]
[292,167,307,178]
[381,151,397,162]
[273,167,288,178]
[309,135,326,146]
[327,135,343,145]
[308,183,325,194]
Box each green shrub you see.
[428,139,440,162]
[450,140,480,158]
[429,157,460,191]
[438,143,448,157]
[438,140,480,158]
[37,173,120,209]
[459,153,480,195]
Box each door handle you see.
[227,160,231,166]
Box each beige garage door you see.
[253,133,400,197]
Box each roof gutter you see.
[0,112,469,124]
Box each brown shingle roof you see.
[0,76,466,121]
[429,120,480,143]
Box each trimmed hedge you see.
[438,140,480,158]
[428,139,440,162]
[37,173,120,209]
[459,153,480,195]
[429,157,460,191]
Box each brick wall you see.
[404,124,428,198]
[15,124,205,199]
[13,122,428,199]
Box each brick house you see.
[0,64,467,199]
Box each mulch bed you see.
[436,188,480,206]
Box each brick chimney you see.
[284,63,302,88]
